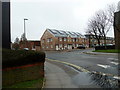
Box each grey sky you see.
[11,0,120,42]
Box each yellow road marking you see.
[46,58,120,79]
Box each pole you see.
[24,18,28,39]
[24,19,25,38]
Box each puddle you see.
[72,72,119,88]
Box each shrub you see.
[2,49,45,69]
[95,45,115,50]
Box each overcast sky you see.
[11,0,120,42]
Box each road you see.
[45,48,119,88]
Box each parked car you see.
[77,45,85,49]
[23,48,29,51]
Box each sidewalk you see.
[44,61,78,88]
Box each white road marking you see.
[108,58,115,60]
[113,76,120,80]
[107,58,118,61]
[97,64,110,69]
[46,58,120,79]
[114,59,118,61]
[110,62,119,65]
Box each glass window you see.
[73,39,75,42]
[64,38,66,41]
[51,45,53,48]
[47,39,49,42]
[59,38,62,41]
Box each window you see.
[42,40,45,43]
[76,39,78,42]
[76,44,78,47]
[64,38,66,41]
[59,44,62,47]
[51,38,53,42]
[47,39,49,42]
[72,39,75,42]
[59,38,62,41]
[51,45,53,48]
[47,38,52,42]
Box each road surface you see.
[45,48,119,88]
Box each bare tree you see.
[12,37,20,50]
[86,18,101,46]
[20,33,27,41]
[14,37,19,44]
[86,4,116,47]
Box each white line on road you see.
[110,62,119,65]
[46,58,120,79]
[107,58,118,61]
[97,64,110,69]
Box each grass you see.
[93,49,120,53]
[3,78,44,88]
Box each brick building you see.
[19,40,41,51]
[85,34,115,47]
[41,29,87,50]
[114,11,120,49]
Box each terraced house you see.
[41,29,87,50]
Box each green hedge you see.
[2,49,45,69]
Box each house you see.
[19,40,41,51]
[114,11,120,49]
[85,34,115,47]
[40,29,87,50]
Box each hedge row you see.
[95,45,115,50]
[2,49,45,69]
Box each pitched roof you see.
[47,29,85,38]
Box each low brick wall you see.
[2,62,44,87]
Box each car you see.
[77,45,85,49]
[23,48,29,51]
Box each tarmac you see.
[43,61,78,88]
[43,50,118,88]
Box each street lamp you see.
[24,18,28,39]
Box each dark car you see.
[77,45,85,49]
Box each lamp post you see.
[24,18,28,39]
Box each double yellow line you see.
[46,58,120,79]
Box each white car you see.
[23,48,29,51]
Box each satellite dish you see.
[117,1,120,11]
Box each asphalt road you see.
[45,48,119,88]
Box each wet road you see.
[45,49,119,88]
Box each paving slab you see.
[44,61,78,88]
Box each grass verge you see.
[3,78,44,88]
[93,49,120,53]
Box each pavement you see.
[43,61,78,88]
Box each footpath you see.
[43,61,78,88]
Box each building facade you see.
[1,1,11,49]
[41,29,87,50]
[114,11,120,49]
[85,34,115,47]
[19,40,41,51]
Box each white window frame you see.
[59,38,62,41]
[64,38,66,41]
